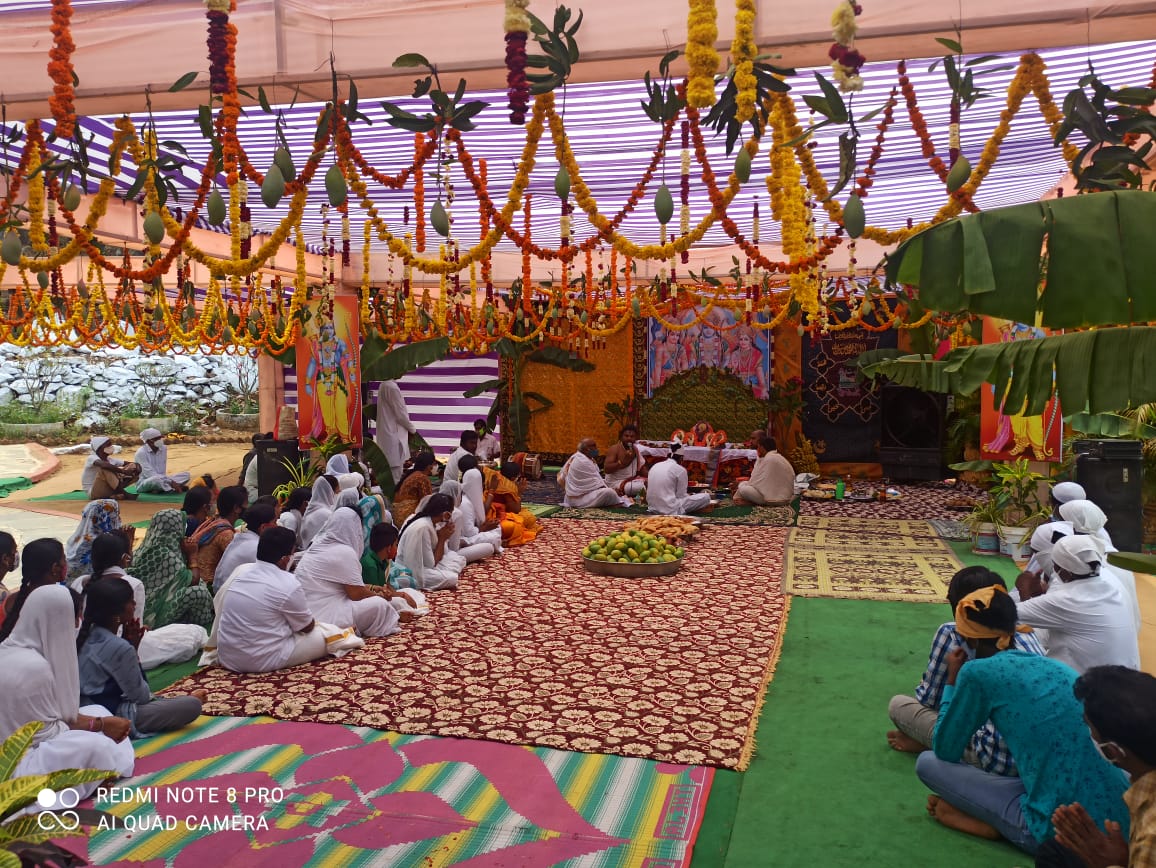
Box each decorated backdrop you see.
[979,318,1063,462]
[647,305,773,399]
[296,295,362,447]
[801,304,897,463]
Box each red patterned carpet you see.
[171,519,788,770]
[799,482,985,520]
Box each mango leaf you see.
[360,335,450,382]
[886,191,1156,328]
[948,459,995,472]
[168,71,198,93]
[936,37,963,53]
[1107,551,1156,573]
[814,72,848,124]
[393,53,432,70]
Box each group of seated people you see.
[557,424,795,514]
[81,431,193,501]
[886,483,1152,863]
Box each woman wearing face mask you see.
[0,531,17,613]
[915,586,1131,856]
[395,493,464,591]
[1014,535,1140,675]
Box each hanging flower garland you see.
[48,0,77,139]
[828,0,865,93]
[686,0,720,108]
[205,0,232,95]
[504,0,532,124]
[731,0,758,122]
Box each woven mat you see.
[785,518,962,602]
[548,502,796,527]
[798,483,985,520]
[927,518,972,542]
[171,519,788,770]
[68,715,713,867]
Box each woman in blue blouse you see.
[77,577,206,736]
[916,585,1130,855]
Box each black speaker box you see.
[255,438,302,497]
[878,384,946,480]
[1073,439,1144,552]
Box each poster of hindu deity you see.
[296,295,362,446]
[979,318,1062,462]
[646,305,772,398]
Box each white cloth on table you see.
[295,509,398,637]
[444,447,472,483]
[134,441,190,493]
[375,380,417,484]
[646,458,711,515]
[396,514,461,591]
[558,451,626,508]
[212,528,259,591]
[299,476,338,549]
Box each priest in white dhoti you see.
[646,446,712,515]
[558,439,628,508]
[133,429,191,493]
[375,380,417,488]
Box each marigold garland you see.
[47,0,77,140]
[686,0,720,108]
[731,0,758,123]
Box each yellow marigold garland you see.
[731,0,758,123]
[686,0,720,108]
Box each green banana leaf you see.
[1107,551,1156,574]
[886,190,1156,328]
[359,439,396,498]
[1065,412,1156,439]
[525,345,596,372]
[861,327,1156,415]
[361,335,450,382]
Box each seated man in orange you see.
[484,461,540,546]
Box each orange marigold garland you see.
[48,0,77,139]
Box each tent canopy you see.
[1,0,1154,117]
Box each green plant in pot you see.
[964,497,1003,555]
[989,459,1051,560]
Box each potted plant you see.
[964,497,1003,556]
[989,459,1050,562]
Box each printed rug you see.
[784,518,962,602]
[798,482,985,520]
[29,487,185,503]
[548,503,796,527]
[62,715,714,867]
[170,520,789,769]
[927,518,972,542]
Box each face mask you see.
[8,552,17,570]
[588,449,599,458]
[1090,733,1124,766]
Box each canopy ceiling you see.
[21,40,1152,256]
[1,0,1155,117]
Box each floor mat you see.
[784,518,962,602]
[523,502,563,518]
[67,716,714,867]
[799,483,985,520]
[548,503,796,527]
[171,520,788,769]
[927,518,971,542]
[29,487,185,503]
[0,476,32,498]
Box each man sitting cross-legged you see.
[887,566,1045,773]
[558,439,629,508]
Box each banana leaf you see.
[1107,551,1156,574]
[359,439,396,498]
[1064,412,1156,439]
[861,327,1156,415]
[886,190,1156,328]
[361,335,450,382]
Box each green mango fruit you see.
[273,147,296,182]
[946,156,971,193]
[1,230,21,266]
[430,200,450,237]
[261,164,285,208]
[325,164,348,207]
[554,166,571,201]
[843,193,865,239]
[63,184,83,212]
[654,184,674,225]
[143,211,166,245]
[735,147,752,183]
[207,190,227,225]
[36,271,49,289]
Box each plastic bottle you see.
[834,478,845,501]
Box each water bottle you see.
[834,478,845,501]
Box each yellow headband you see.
[954,585,1031,650]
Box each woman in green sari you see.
[133,509,213,631]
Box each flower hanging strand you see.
[47,0,76,139]
[205,0,232,95]
[686,0,720,108]
[505,0,531,123]
[731,0,758,122]
[829,0,865,93]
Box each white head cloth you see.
[0,585,80,734]
[91,435,111,453]
[1051,481,1086,504]
[1052,534,1105,577]
[1059,500,1108,536]
[296,507,365,586]
[139,428,163,443]
[1029,521,1073,575]
[326,454,350,476]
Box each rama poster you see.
[647,305,772,398]
[979,318,1062,462]
[296,295,362,447]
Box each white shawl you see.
[299,476,338,549]
[559,451,616,508]
[461,468,487,527]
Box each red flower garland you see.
[206,8,231,95]
[505,32,529,124]
[48,0,76,139]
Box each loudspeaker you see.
[255,438,302,497]
[878,384,946,480]
[1074,439,1144,552]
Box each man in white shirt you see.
[473,419,502,462]
[733,435,795,505]
[134,428,192,493]
[217,527,326,673]
[213,503,278,591]
[646,446,712,515]
[1014,535,1140,674]
[558,439,627,508]
[81,436,141,501]
[444,430,479,483]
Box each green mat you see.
[146,657,200,692]
[30,487,185,503]
[694,596,1024,868]
[0,477,32,498]
[523,502,563,517]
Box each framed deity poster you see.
[979,318,1062,462]
[296,295,363,447]
[646,304,772,398]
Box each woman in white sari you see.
[0,585,135,807]
[298,475,339,550]
[439,478,501,563]
[295,508,400,637]
[396,493,463,591]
